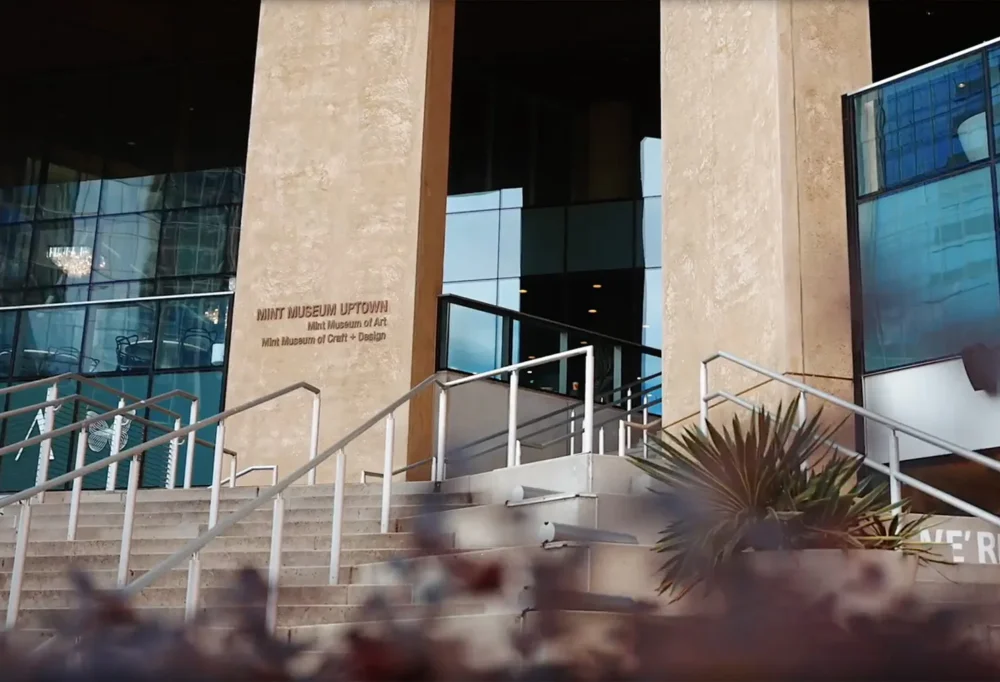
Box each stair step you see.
[4,583,410,609]
[9,504,471,529]
[0,519,384,542]
[20,492,473,517]
[0,548,417,573]
[7,602,483,629]
[0,532,418,557]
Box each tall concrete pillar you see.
[660,1,871,437]
[225,0,454,484]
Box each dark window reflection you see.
[27,218,98,288]
[83,302,158,373]
[158,206,239,278]
[855,54,987,195]
[14,307,87,377]
[92,213,161,283]
[156,296,229,370]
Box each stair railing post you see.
[183,400,198,489]
[117,451,141,586]
[618,420,626,457]
[6,501,32,628]
[106,398,126,491]
[228,454,237,488]
[625,387,633,450]
[184,553,201,622]
[507,369,519,468]
[434,387,447,482]
[569,410,576,455]
[328,449,346,584]
[889,428,901,514]
[380,413,394,534]
[699,361,709,435]
[67,422,87,541]
[515,439,523,466]
[642,395,649,459]
[307,393,321,486]
[208,419,226,528]
[582,345,594,454]
[166,417,181,489]
[34,385,58,502]
[266,493,285,633]
[796,391,807,427]
[598,427,605,455]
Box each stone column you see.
[225,0,454,484]
[660,0,871,441]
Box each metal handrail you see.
[439,294,662,357]
[442,371,661,460]
[2,381,321,627]
[457,378,663,464]
[0,372,194,420]
[120,346,596,633]
[702,350,1000,520]
[712,389,1000,530]
[221,464,278,488]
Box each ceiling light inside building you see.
[592,283,602,289]
[588,309,597,314]
[519,289,528,294]
[204,307,221,325]
[47,246,93,277]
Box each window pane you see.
[163,168,241,209]
[497,209,522,278]
[27,218,97,288]
[36,165,102,219]
[90,280,155,300]
[99,174,165,216]
[76,376,151,490]
[642,267,663,350]
[83,302,158,374]
[855,54,987,195]
[0,223,32,289]
[567,201,634,272]
[0,379,78,492]
[14,307,86,377]
[990,48,1000,154]
[859,167,1000,371]
[440,281,499,374]
[92,212,161,283]
[0,312,15,377]
[443,210,500,282]
[520,207,565,276]
[149,371,223,487]
[0,157,41,225]
[156,276,233,295]
[158,206,238,278]
[635,197,661,268]
[155,296,229,369]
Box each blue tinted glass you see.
[77,375,151,490]
[855,54,987,195]
[99,174,165,216]
[497,209,522,279]
[636,197,661,268]
[441,283,500,374]
[155,296,229,369]
[158,206,238,278]
[14,307,86,377]
[83,302,158,374]
[0,378,78,492]
[0,223,32,289]
[149,371,223,487]
[859,167,1000,371]
[642,268,663,350]
[990,48,1000,154]
[0,312,14,377]
[520,207,565,276]
[443,210,500,283]
[36,167,102,219]
[0,158,40,225]
[164,168,240,209]
[92,212,161,283]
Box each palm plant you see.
[628,398,931,601]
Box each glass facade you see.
[444,0,662,410]
[849,44,1000,373]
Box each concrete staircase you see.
[5,453,1000,662]
[0,482,482,641]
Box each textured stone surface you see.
[226,0,454,482]
[660,0,871,425]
